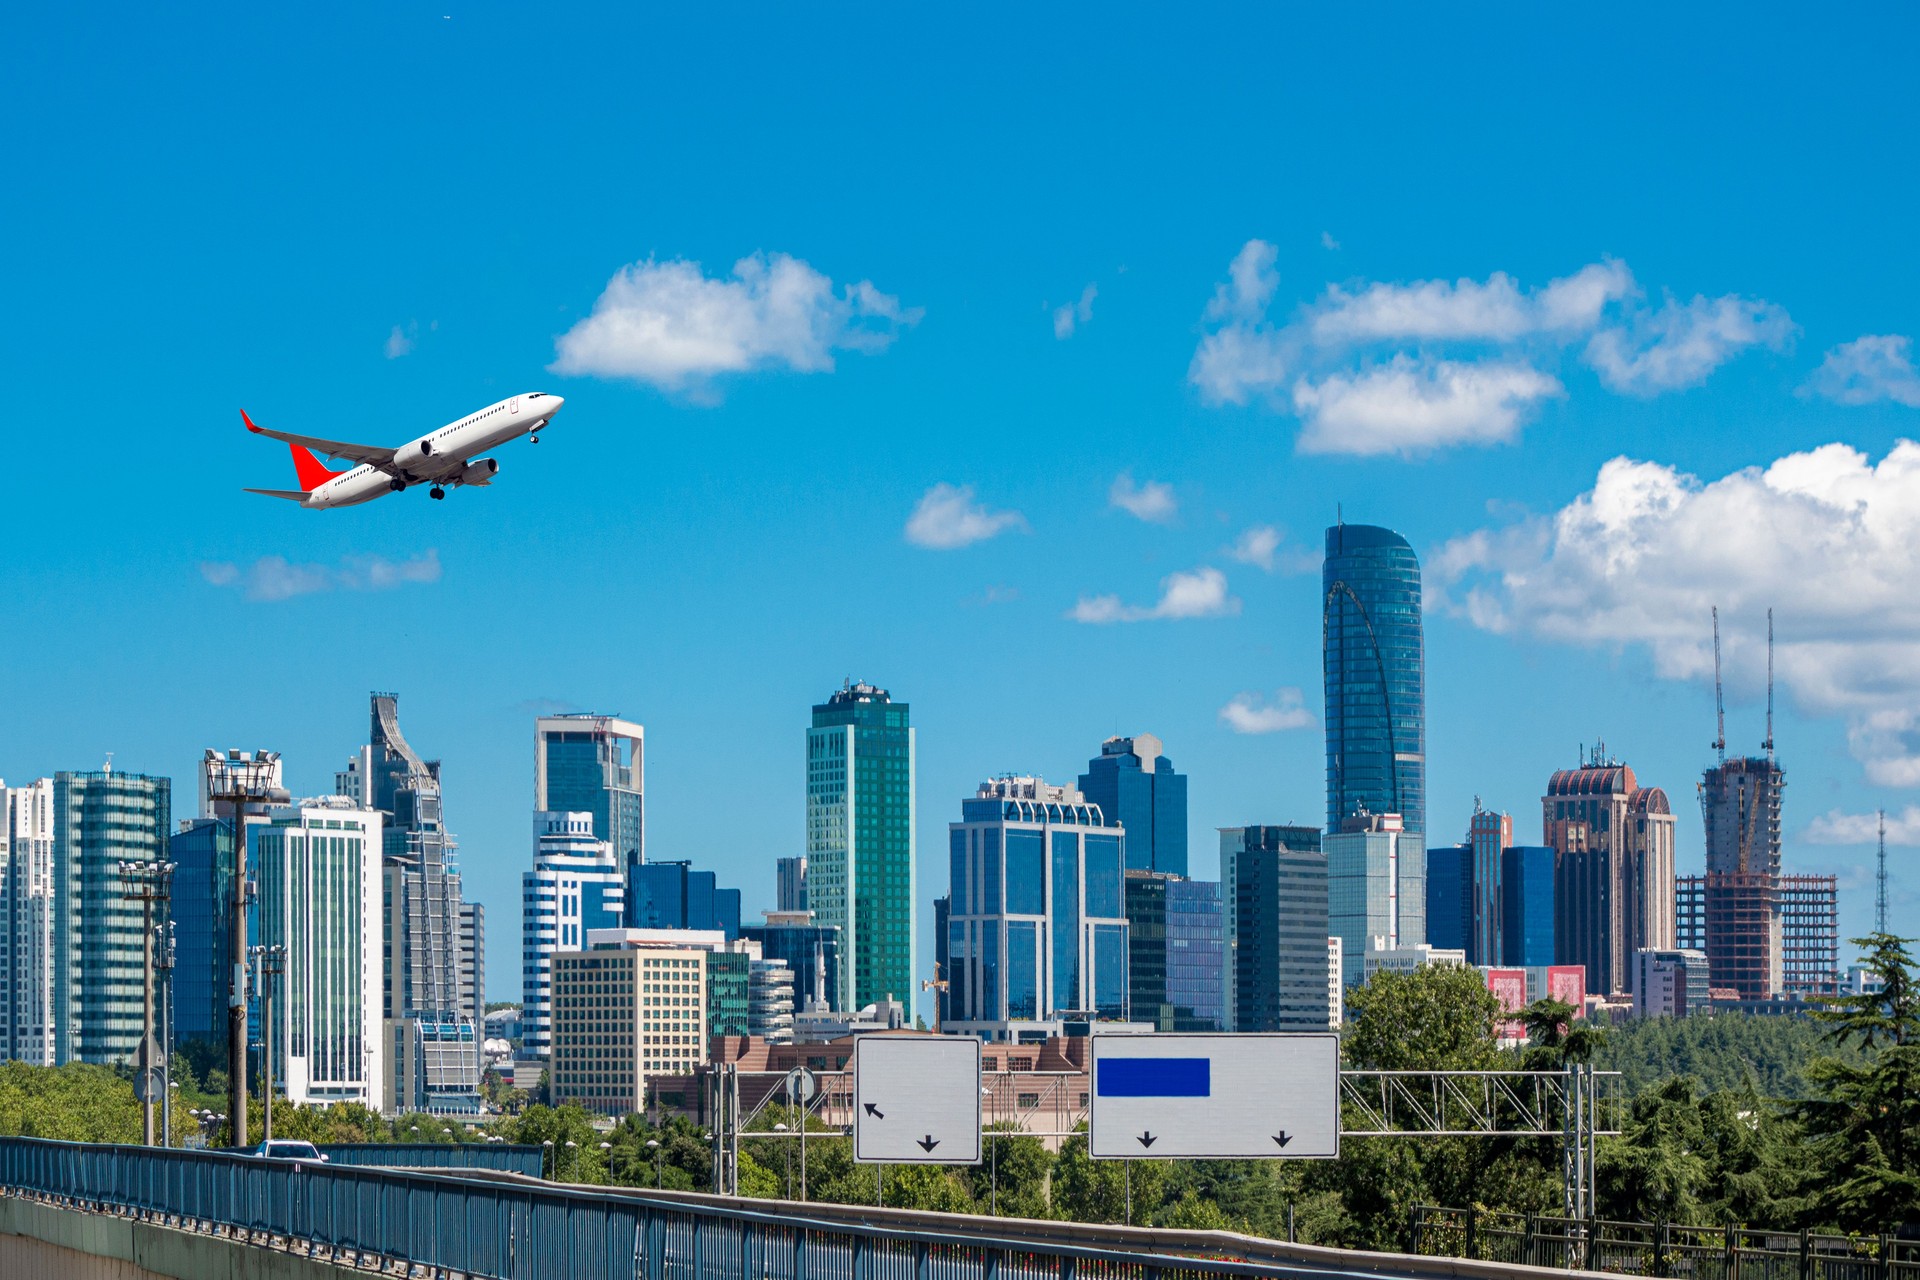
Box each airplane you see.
[241,392,564,508]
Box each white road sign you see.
[1088,1033,1340,1160]
[853,1036,982,1164]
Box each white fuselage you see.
[305,392,561,508]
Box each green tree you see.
[1050,1133,1166,1225]
[1344,964,1503,1071]
[1795,933,1920,1229]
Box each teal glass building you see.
[1124,870,1224,1031]
[1324,523,1425,845]
[52,768,172,1065]
[806,682,914,1012]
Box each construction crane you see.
[1763,608,1775,762]
[1711,607,1727,766]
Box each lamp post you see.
[598,1141,613,1183]
[116,858,174,1147]
[984,1086,998,1215]
[646,1138,662,1188]
[541,1139,554,1179]
[773,1124,790,1199]
[563,1139,578,1181]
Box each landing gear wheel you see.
[430,487,446,501]
[529,433,541,445]
[389,478,407,492]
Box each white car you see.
[249,1140,328,1163]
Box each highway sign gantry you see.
[852,1035,982,1164]
[1088,1032,1340,1160]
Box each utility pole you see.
[157,919,175,1146]
[252,944,286,1142]
[202,751,286,1149]
[117,859,175,1147]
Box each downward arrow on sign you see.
[917,1135,940,1153]
[1272,1132,1292,1149]
[1137,1132,1157,1149]
[863,1103,884,1118]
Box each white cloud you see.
[1293,356,1564,456]
[1069,566,1239,624]
[1053,283,1098,339]
[1803,334,1920,408]
[384,323,415,359]
[1805,805,1920,847]
[1189,249,1787,455]
[903,483,1027,549]
[1227,525,1281,571]
[200,551,441,602]
[1320,231,1340,251]
[1309,261,1633,346]
[1432,440,1920,783]
[1219,688,1314,734]
[550,252,920,394]
[1109,474,1177,523]
[1583,293,1795,395]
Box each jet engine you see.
[393,438,434,471]
[460,457,499,485]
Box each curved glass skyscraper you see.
[1323,523,1425,843]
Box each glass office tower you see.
[945,776,1129,1039]
[627,860,741,938]
[1220,825,1332,1031]
[52,768,172,1065]
[1502,845,1556,967]
[1078,734,1188,876]
[1323,523,1425,845]
[168,817,235,1050]
[806,681,914,1012]
[1124,870,1224,1031]
[535,715,644,877]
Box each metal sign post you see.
[853,1036,982,1165]
[784,1068,815,1200]
[1089,1033,1340,1160]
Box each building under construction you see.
[1697,609,1787,1002]
[1780,873,1840,995]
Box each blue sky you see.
[5,6,1918,1006]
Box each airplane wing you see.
[242,410,398,469]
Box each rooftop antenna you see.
[1711,607,1727,766]
[1878,808,1890,935]
[1763,608,1775,762]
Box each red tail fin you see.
[289,443,347,492]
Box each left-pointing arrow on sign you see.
[864,1103,884,1118]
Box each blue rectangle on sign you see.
[1096,1057,1210,1097]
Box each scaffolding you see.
[1780,873,1840,995]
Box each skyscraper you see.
[167,816,234,1052]
[1780,873,1839,996]
[1326,809,1424,987]
[534,714,644,881]
[1079,734,1189,876]
[252,798,386,1110]
[521,811,626,1059]
[1124,870,1224,1031]
[945,776,1130,1037]
[807,681,914,1012]
[52,767,172,1065]
[1,779,56,1066]
[1425,843,1471,955]
[344,694,483,1112]
[1699,755,1785,1001]
[1542,746,1676,998]
[776,856,808,913]
[1323,523,1425,847]
[1501,844,1556,968]
[1220,824,1332,1031]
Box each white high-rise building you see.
[1,779,57,1066]
[521,811,624,1058]
[1326,937,1343,1031]
[253,799,387,1111]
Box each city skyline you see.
[6,10,1918,1010]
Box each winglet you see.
[288,443,347,492]
[241,409,263,434]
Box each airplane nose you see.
[546,396,565,416]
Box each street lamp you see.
[646,1138,662,1188]
[541,1139,554,1179]
[773,1123,790,1198]
[564,1139,578,1181]
[599,1141,614,1183]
